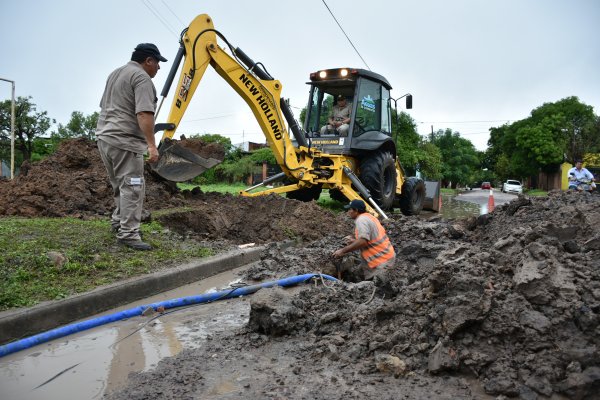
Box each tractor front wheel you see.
[399,177,425,215]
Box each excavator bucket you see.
[150,138,223,182]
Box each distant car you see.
[502,179,523,194]
[481,182,492,190]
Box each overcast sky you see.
[1,0,599,151]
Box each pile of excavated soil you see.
[156,192,351,244]
[107,191,600,400]
[0,138,182,218]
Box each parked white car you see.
[502,180,523,194]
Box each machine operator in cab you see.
[320,94,352,136]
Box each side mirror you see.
[406,94,413,109]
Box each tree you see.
[53,111,99,141]
[0,96,53,163]
[432,128,480,187]
[487,97,598,179]
[392,110,442,179]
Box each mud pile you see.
[157,193,351,244]
[0,138,181,217]
[107,192,600,400]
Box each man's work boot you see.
[117,238,152,251]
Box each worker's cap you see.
[337,95,346,101]
[344,199,366,212]
[134,43,168,62]
[575,159,583,163]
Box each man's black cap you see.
[337,94,345,101]
[344,199,366,212]
[135,43,167,62]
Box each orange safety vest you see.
[354,213,395,269]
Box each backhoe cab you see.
[152,14,425,218]
[299,68,421,212]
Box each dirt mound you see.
[0,139,181,218]
[107,192,600,399]
[156,192,352,244]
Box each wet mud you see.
[105,192,600,400]
[1,139,599,399]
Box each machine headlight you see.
[319,70,327,79]
[340,69,348,77]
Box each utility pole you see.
[431,125,434,142]
[0,78,15,179]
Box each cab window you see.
[353,79,381,136]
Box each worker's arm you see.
[137,111,159,163]
[332,237,368,258]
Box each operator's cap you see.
[135,43,168,62]
[344,199,366,212]
[337,94,346,101]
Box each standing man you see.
[96,43,167,250]
[321,95,352,136]
[568,159,596,191]
[332,199,396,279]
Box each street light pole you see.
[0,78,15,179]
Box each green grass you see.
[179,182,346,213]
[525,189,548,196]
[178,182,248,194]
[0,217,213,311]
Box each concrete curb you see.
[0,246,266,345]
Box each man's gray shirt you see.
[96,61,157,154]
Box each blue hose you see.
[0,273,336,357]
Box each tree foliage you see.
[0,96,54,163]
[53,111,98,141]
[392,110,442,179]
[488,96,598,180]
[432,128,480,187]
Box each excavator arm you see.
[154,14,390,218]
[156,14,313,181]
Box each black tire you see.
[360,151,397,210]
[328,188,348,203]
[286,185,322,202]
[399,177,425,216]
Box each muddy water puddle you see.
[0,266,252,400]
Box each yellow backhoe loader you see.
[151,14,424,218]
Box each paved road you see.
[453,188,518,212]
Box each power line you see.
[160,0,186,28]
[321,0,371,70]
[140,0,178,37]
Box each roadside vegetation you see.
[0,217,212,311]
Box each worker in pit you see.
[332,199,396,279]
[321,95,352,136]
[96,43,166,251]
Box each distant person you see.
[96,43,167,250]
[332,199,396,279]
[321,95,351,136]
[568,159,596,192]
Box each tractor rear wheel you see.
[360,151,397,210]
[399,177,425,215]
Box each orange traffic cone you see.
[487,189,495,212]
